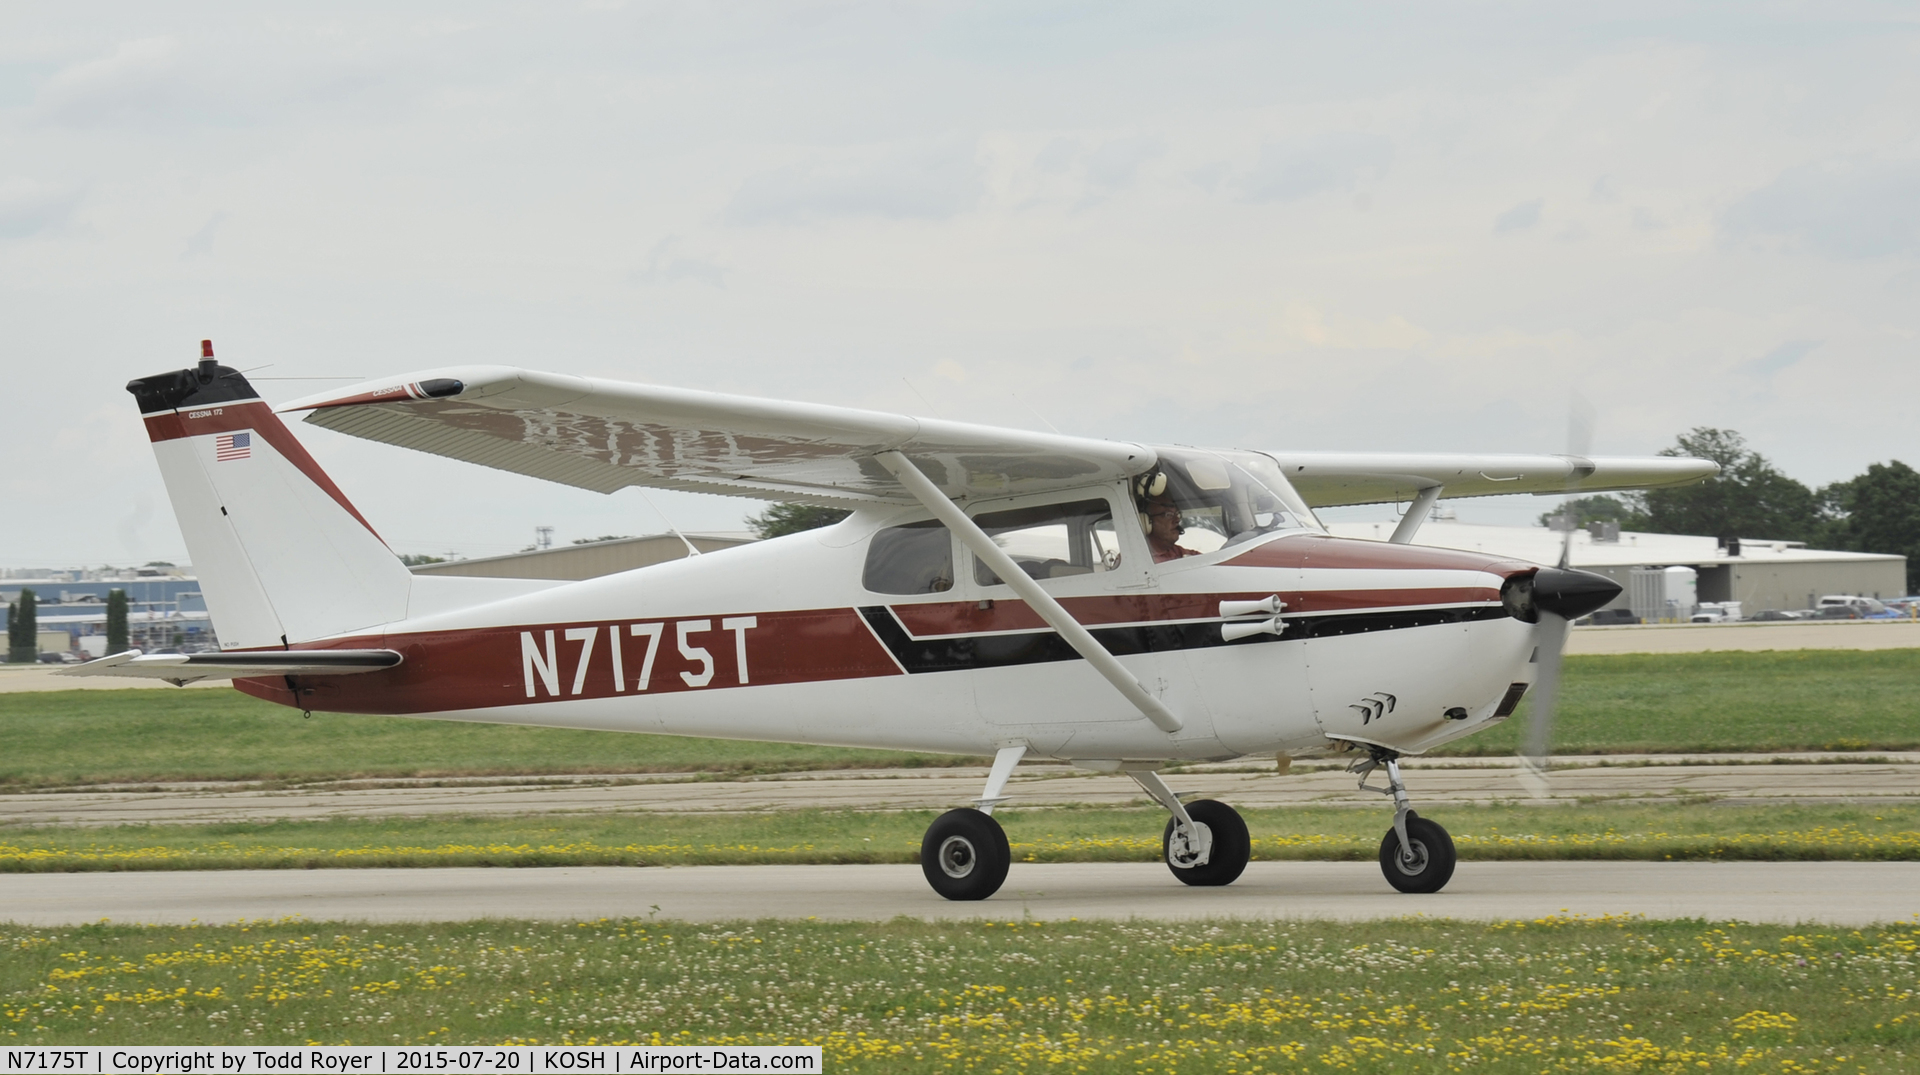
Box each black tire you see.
[1378,812,1456,894]
[921,808,1011,901]
[1161,799,1251,887]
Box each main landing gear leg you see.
[920,744,1024,901]
[1353,749,1456,894]
[1128,769,1250,887]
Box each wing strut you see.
[1387,485,1444,544]
[874,451,1183,734]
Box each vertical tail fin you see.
[128,343,412,649]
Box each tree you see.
[1640,428,1820,543]
[1537,495,1649,530]
[571,535,632,545]
[399,554,447,566]
[1821,460,1920,593]
[746,503,852,539]
[106,588,129,655]
[6,588,37,663]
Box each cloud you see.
[0,180,82,239]
[33,37,199,127]
[1239,131,1392,203]
[1079,136,1164,195]
[1737,339,1819,377]
[632,235,728,287]
[1028,134,1163,207]
[1493,198,1544,234]
[726,139,984,225]
[30,34,390,131]
[1722,157,1920,259]
[180,211,227,260]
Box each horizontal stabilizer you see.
[56,649,404,687]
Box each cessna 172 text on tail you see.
[69,343,1715,900]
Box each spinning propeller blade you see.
[1518,394,1598,799]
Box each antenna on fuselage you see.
[635,488,701,558]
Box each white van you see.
[1690,601,1743,623]
[1819,595,1887,614]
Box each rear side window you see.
[863,520,955,595]
[973,498,1119,586]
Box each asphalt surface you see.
[3,861,1916,926]
[6,754,1915,826]
[1566,620,1920,655]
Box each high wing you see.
[58,649,404,687]
[280,367,1154,506]
[1270,451,1718,508]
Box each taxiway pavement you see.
[5,754,1915,826]
[2,861,1914,927]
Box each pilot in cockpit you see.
[1135,471,1198,564]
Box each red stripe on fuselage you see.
[233,606,903,714]
[144,400,385,543]
[1225,534,1535,575]
[232,577,1509,715]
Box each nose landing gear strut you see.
[1351,748,1457,894]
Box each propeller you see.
[1515,395,1618,798]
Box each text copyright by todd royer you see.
[2,1047,822,1074]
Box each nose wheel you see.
[1378,810,1455,893]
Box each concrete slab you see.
[3,757,1915,825]
[1567,620,1920,655]
[0,666,223,692]
[2,862,1915,927]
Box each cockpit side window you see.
[1135,448,1320,561]
[863,520,955,595]
[972,498,1120,586]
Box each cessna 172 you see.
[69,343,1716,901]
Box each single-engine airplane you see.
[67,342,1715,900]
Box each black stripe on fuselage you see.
[858,604,1510,674]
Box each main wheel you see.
[921,808,1011,901]
[1162,799,1251,887]
[1378,812,1456,894]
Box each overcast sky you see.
[3,3,1916,568]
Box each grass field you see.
[2,914,1915,1071]
[1433,649,1920,756]
[4,802,1918,871]
[0,689,949,788]
[1,649,1917,788]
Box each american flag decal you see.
[215,432,252,461]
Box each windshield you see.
[1138,447,1321,557]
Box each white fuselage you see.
[241,487,1541,765]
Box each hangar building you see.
[409,532,755,582]
[1326,520,1907,616]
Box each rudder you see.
[128,343,412,649]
